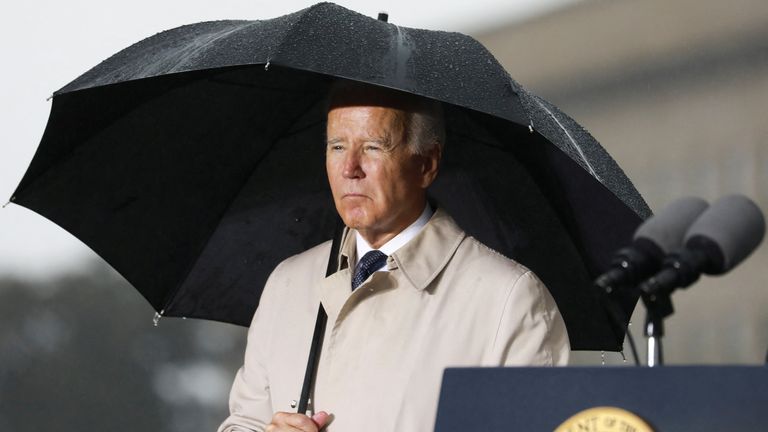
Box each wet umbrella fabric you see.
[12,3,649,351]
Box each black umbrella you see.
[12,2,649,351]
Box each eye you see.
[364,144,381,152]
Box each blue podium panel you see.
[434,366,768,432]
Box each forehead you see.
[326,105,405,137]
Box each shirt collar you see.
[355,204,434,266]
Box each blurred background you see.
[1,0,766,430]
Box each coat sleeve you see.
[490,270,570,366]
[217,263,286,432]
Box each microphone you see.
[639,195,766,296]
[595,196,709,293]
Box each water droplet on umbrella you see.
[153,311,164,327]
[600,350,606,365]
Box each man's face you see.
[326,105,438,247]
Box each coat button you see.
[290,400,297,408]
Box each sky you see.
[0,0,575,277]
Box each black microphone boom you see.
[595,197,709,293]
[640,195,766,296]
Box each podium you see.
[434,366,768,431]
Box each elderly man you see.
[218,82,569,432]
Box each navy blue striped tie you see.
[352,250,388,290]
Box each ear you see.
[419,144,441,189]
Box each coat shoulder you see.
[274,240,333,275]
[455,236,532,282]
[261,240,333,300]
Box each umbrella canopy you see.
[12,2,649,351]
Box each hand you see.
[266,411,330,432]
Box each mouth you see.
[342,193,368,199]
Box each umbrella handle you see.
[298,306,328,414]
[298,220,344,414]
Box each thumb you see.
[312,411,331,428]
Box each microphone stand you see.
[644,309,664,367]
[640,288,674,367]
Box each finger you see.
[270,412,319,432]
[311,411,330,428]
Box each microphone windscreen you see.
[684,195,766,272]
[634,196,709,254]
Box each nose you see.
[342,151,364,179]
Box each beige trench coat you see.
[219,209,569,432]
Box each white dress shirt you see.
[354,204,433,272]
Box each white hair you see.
[404,100,445,155]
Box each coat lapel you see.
[390,208,466,291]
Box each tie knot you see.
[352,250,388,290]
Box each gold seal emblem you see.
[554,406,654,432]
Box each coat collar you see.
[336,208,466,291]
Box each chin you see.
[338,208,370,230]
[343,218,371,231]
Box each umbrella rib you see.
[161,93,327,315]
[270,5,324,63]
[533,97,602,182]
[450,130,507,151]
[164,22,263,75]
[16,75,203,200]
[281,118,324,141]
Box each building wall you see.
[474,0,768,364]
